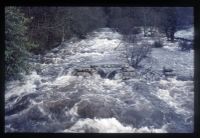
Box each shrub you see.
[127,43,152,68]
[5,7,37,80]
[153,40,163,48]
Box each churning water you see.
[5,28,194,133]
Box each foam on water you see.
[5,71,41,100]
[154,77,193,117]
[63,118,168,133]
[54,75,75,86]
[5,28,194,133]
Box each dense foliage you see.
[5,7,37,80]
[5,7,193,80]
[20,7,106,54]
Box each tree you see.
[70,7,106,38]
[5,7,37,80]
[107,7,136,35]
[20,7,65,53]
[125,42,151,68]
[176,7,193,29]
[20,7,107,53]
[159,7,177,42]
[134,7,151,37]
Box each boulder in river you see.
[5,93,39,116]
[107,70,117,79]
[120,66,136,80]
[77,96,121,118]
[96,68,107,78]
[163,66,173,73]
[162,66,176,77]
[71,67,97,77]
[43,99,70,114]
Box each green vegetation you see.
[5,7,37,80]
[5,7,193,80]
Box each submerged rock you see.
[107,70,117,79]
[96,68,107,78]
[5,93,39,116]
[120,107,153,127]
[163,67,173,73]
[77,96,121,118]
[43,99,70,114]
[77,100,113,118]
[162,66,176,77]
[26,105,48,121]
[176,75,193,81]
[164,72,176,77]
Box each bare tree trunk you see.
[61,25,65,42]
[143,10,147,37]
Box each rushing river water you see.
[5,28,194,133]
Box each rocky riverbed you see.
[5,28,194,133]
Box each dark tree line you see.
[5,7,37,80]
[5,7,193,80]
[20,7,193,51]
[20,7,106,53]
